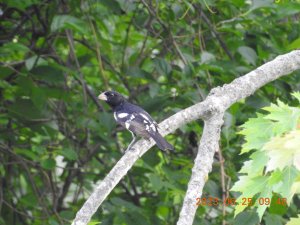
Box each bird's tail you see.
[150,132,174,151]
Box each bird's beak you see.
[98,92,107,101]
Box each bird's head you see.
[98,91,126,107]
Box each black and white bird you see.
[98,91,174,152]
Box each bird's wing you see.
[114,109,158,137]
[114,103,173,151]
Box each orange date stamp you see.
[195,197,287,206]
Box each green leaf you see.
[59,210,74,220]
[149,83,160,98]
[0,66,14,79]
[88,221,101,225]
[25,55,47,70]
[15,148,38,161]
[200,51,215,64]
[48,218,60,225]
[263,100,300,134]
[232,176,268,216]
[238,46,257,66]
[110,197,143,213]
[239,151,268,177]
[1,42,29,53]
[31,87,47,109]
[276,2,300,18]
[232,175,268,196]
[256,188,272,220]
[7,99,46,121]
[153,58,172,75]
[19,193,38,207]
[268,170,283,185]
[31,65,65,84]
[100,0,123,14]
[249,0,273,12]
[286,215,300,225]
[269,194,288,215]
[41,158,56,170]
[239,114,273,153]
[287,38,300,50]
[291,92,300,103]
[148,174,164,192]
[273,166,299,203]
[99,112,115,131]
[156,206,169,219]
[6,0,40,9]
[233,210,259,225]
[263,130,300,171]
[51,15,88,34]
[0,42,30,61]
[126,66,149,78]
[59,148,78,161]
[264,214,283,225]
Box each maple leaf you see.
[263,130,300,172]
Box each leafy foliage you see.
[232,93,300,220]
[0,0,300,224]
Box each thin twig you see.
[65,29,88,107]
[85,3,109,89]
[194,4,233,60]
[141,0,188,65]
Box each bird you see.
[98,90,174,152]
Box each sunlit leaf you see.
[263,130,300,172]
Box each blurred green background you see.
[0,0,300,224]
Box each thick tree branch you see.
[72,50,300,225]
[177,115,223,225]
[177,50,300,224]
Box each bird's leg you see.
[125,132,137,152]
